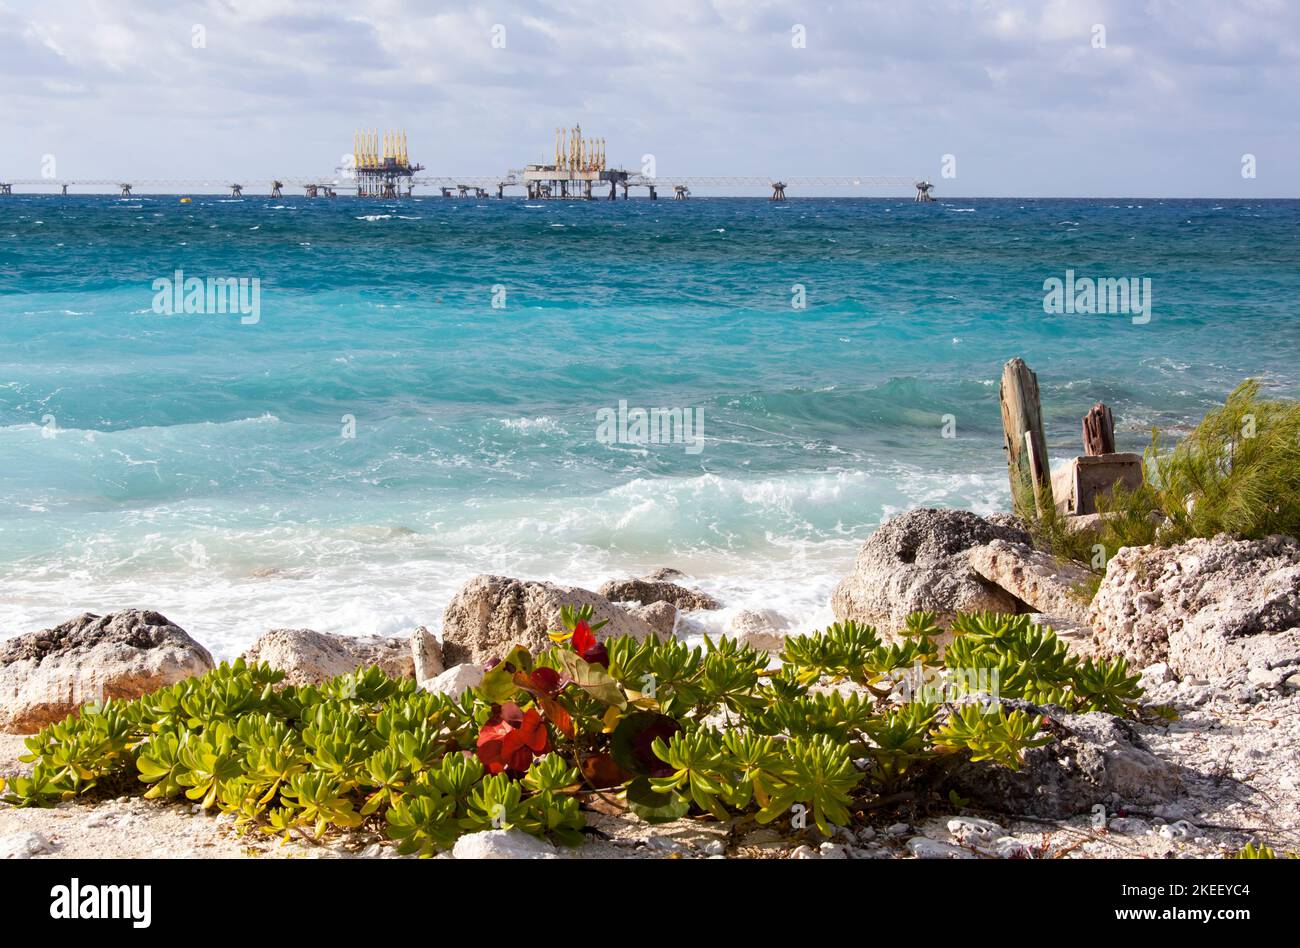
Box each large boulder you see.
[410,626,445,682]
[967,539,1094,626]
[1029,614,1101,658]
[0,610,215,733]
[598,577,719,611]
[943,704,1180,818]
[441,575,658,666]
[241,628,414,686]
[420,663,483,699]
[831,508,1031,637]
[1089,534,1300,688]
[627,601,679,637]
[726,608,793,653]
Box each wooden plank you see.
[1000,358,1054,517]
[1022,432,1050,517]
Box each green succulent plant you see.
[932,702,1050,770]
[385,785,460,856]
[1232,842,1296,859]
[4,609,1144,854]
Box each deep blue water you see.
[1,195,1297,655]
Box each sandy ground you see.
[3,685,1296,860]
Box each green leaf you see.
[552,649,627,709]
[625,775,689,824]
[476,645,533,704]
[609,711,671,776]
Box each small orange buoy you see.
[179,197,192,204]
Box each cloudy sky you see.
[1,0,1296,196]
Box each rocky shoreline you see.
[2,507,1298,859]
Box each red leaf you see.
[541,695,575,738]
[529,667,562,695]
[474,702,550,775]
[518,708,550,753]
[580,751,630,789]
[476,729,507,775]
[572,620,596,656]
[571,621,610,668]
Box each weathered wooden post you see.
[1082,402,1116,456]
[1000,358,1053,517]
[1053,401,1143,515]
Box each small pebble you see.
[1108,817,1150,836]
[1158,820,1198,841]
[0,831,55,859]
[907,837,975,859]
[986,836,1031,858]
[947,816,1005,843]
[645,836,684,853]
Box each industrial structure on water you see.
[0,126,935,202]
[351,129,424,198]
[519,124,626,200]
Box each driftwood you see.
[999,358,1053,517]
[1082,402,1116,456]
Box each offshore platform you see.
[0,124,932,201]
[350,129,423,198]
[520,125,628,200]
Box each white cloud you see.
[0,0,1296,195]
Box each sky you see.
[1,0,1297,197]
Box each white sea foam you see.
[0,413,281,437]
[0,463,1007,658]
[0,534,846,659]
[495,415,565,433]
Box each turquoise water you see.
[2,196,1297,655]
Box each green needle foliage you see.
[1137,380,1300,545]
[1,611,1143,853]
[1036,381,1300,577]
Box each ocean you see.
[1,195,1297,657]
